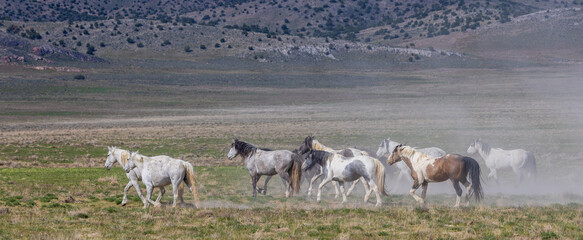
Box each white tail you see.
[182,161,200,208]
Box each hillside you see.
[0,0,582,66]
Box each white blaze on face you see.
[227,147,237,159]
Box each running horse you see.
[227,139,302,198]
[298,136,372,197]
[302,150,387,206]
[386,144,483,207]
[467,138,536,184]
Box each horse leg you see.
[130,179,147,206]
[362,180,372,203]
[338,182,347,204]
[261,176,273,195]
[460,179,472,206]
[278,172,292,198]
[122,181,133,206]
[451,179,463,208]
[409,181,424,207]
[171,181,182,208]
[367,179,382,207]
[155,186,165,204]
[488,169,499,186]
[345,178,360,197]
[317,177,333,203]
[420,182,428,201]
[144,184,159,208]
[251,174,259,197]
[332,181,340,198]
[308,171,323,197]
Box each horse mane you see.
[400,145,434,162]
[234,139,260,158]
[310,150,331,165]
[303,136,314,150]
[120,150,130,167]
[476,140,491,156]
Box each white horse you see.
[301,150,387,206]
[105,146,183,206]
[124,151,200,208]
[467,138,537,184]
[376,138,446,186]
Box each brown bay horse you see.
[386,144,483,207]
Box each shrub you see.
[7,25,20,34]
[200,45,206,50]
[73,75,86,80]
[126,37,135,44]
[184,46,192,52]
[86,44,96,55]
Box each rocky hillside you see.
[0,0,582,66]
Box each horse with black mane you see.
[227,139,302,198]
[298,136,374,197]
[302,150,387,206]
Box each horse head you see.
[467,138,480,155]
[229,139,256,160]
[105,146,117,170]
[124,151,139,173]
[301,150,328,171]
[376,138,390,158]
[387,144,404,166]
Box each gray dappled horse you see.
[227,139,302,198]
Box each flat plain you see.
[1,62,583,239]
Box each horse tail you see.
[374,159,388,196]
[182,161,200,208]
[464,157,483,202]
[290,153,302,194]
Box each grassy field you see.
[1,62,583,239]
[1,167,582,239]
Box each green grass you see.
[0,167,582,239]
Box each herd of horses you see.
[105,137,537,209]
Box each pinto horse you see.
[228,139,302,198]
[298,136,372,197]
[302,150,387,206]
[376,138,446,189]
[386,144,483,208]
